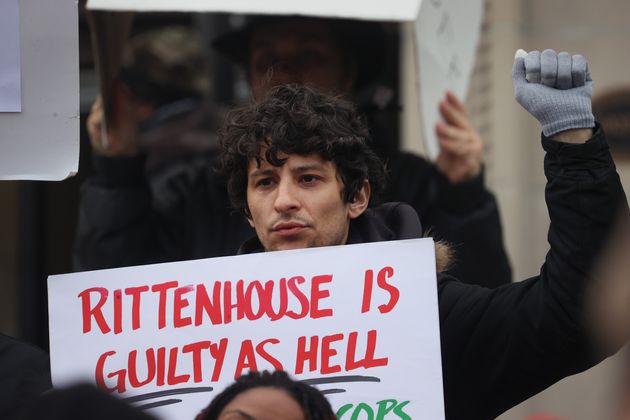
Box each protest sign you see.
[0,0,79,180]
[415,0,484,159]
[87,0,421,21]
[85,0,483,163]
[0,0,21,112]
[49,239,443,419]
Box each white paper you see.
[0,0,21,112]
[0,0,79,180]
[415,0,483,159]
[87,0,421,21]
[49,239,444,420]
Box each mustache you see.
[270,215,311,228]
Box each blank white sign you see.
[0,0,79,180]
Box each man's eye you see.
[300,175,320,185]
[298,50,325,68]
[251,53,276,73]
[256,178,275,188]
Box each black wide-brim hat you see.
[211,14,387,90]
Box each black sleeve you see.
[438,125,628,420]
[0,334,52,420]
[387,152,512,287]
[73,154,190,270]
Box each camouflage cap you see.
[120,26,210,105]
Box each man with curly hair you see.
[212,46,628,419]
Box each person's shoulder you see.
[351,202,423,242]
[389,151,433,172]
[0,334,52,415]
[0,334,49,363]
[370,202,420,221]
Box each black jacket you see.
[74,148,510,288]
[241,126,626,419]
[0,334,52,420]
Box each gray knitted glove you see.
[512,49,595,136]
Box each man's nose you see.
[273,179,300,213]
[271,60,300,85]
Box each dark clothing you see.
[19,384,156,420]
[74,144,510,288]
[0,334,52,420]
[383,151,511,285]
[242,127,627,420]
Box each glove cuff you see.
[541,94,595,136]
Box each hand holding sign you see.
[435,91,483,184]
[87,89,141,157]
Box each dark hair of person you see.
[18,384,156,420]
[195,370,335,420]
[218,84,386,218]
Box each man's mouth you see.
[272,221,308,237]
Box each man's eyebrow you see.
[292,163,326,173]
[250,39,273,50]
[249,167,276,178]
[219,409,256,420]
[249,164,326,177]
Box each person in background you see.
[0,334,52,420]
[18,384,155,420]
[196,370,335,420]
[85,25,222,212]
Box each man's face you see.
[246,152,368,251]
[248,21,355,100]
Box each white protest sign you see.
[87,0,421,21]
[0,0,79,180]
[0,0,21,112]
[49,239,443,419]
[415,0,484,159]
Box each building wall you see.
[403,0,630,418]
[484,0,629,418]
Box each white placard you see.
[87,0,421,21]
[0,0,79,180]
[415,0,484,159]
[49,239,443,419]
[0,0,21,112]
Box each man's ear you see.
[348,180,370,220]
[245,208,255,228]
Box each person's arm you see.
[411,92,512,287]
[0,334,52,419]
[74,153,190,270]
[426,165,511,287]
[74,85,186,270]
[438,50,628,420]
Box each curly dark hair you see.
[218,84,386,217]
[195,370,335,420]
